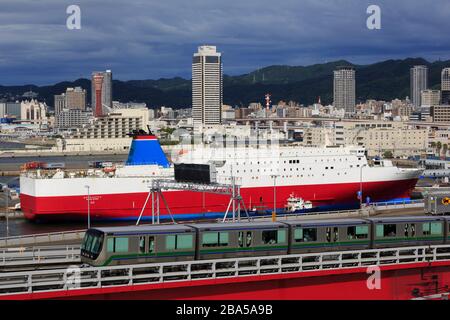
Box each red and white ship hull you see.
[20,175,419,221]
[19,136,423,221]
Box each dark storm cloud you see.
[0,0,449,84]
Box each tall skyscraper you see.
[192,46,223,126]
[333,66,356,115]
[92,73,104,117]
[441,68,450,105]
[55,87,86,116]
[54,94,66,116]
[91,70,113,113]
[65,87,86,110]
[410,65,428,108]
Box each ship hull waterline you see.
[20,178,418,222]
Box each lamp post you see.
[270,175,279,219]
[5,186,9,239]
[359,164,367,208]
[84,185,91,229]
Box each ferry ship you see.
[19,131,422,221]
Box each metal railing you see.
[370,199,424,211]
[1,244,449,297]
[0,230,86,248]
[222,208,370,222]
[0,245,80,267]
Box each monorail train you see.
[81,216,450,267]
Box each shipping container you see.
[425,192,450,215]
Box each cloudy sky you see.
[0,0,449,85]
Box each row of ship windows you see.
[230,158,362,166]
[222,167,362,174]
[244,172,350,180]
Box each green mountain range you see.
[1,58,449,109]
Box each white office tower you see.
[192,46,223,127]
[333,66,356,116]
[410,65,428,109]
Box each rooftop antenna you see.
[265,93,271,111]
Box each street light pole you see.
[85,185,91,229]
[5,187,9,239]
[270,175,278,218]
[359,165,367,208]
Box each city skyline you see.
[1,0,450,85]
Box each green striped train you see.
[81,216,450,267]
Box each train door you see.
[404,223,416,238]
[238,230,253,256]
[326,227,339,250]
[148,236,155,254]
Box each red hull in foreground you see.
[4,261,450,300]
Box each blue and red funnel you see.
[126,129,170,167]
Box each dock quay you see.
[0,230,85,248]
[0,245,80,271]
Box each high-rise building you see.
[92,73,104,117]
[65,87,86,110]
[421,90,441,106]
[54,94,66,116]
[0,102,6,118]
[91,70,113,113]
[192,46,223,126]
[54,87,86,116]
[410,65,428,108]
[333,66,356,115]
[5,102,21,119]
[441,68,450,105]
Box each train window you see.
[333,227,338,242]
[246,231,252,247]
[166,235,176,250]
[294,228,303,242]
[278,230,286,243]
[376,224,396,238]
[296,228,317,242]
[84,234,94,251]
[82,232,103,255]
[423,222,443,236]
[107,238,114,252]
[166,234,193,250]
[149,237,155,253]
[238,232,244,247]
[262,230,279,244]
[326,228,331,242]
[115,238,129,252]
[202,232,229,247]
[411,224,416,237]
[347,226,369,240]
[107,237,129,253]
[219,233,229,246]
[139,236,145,253]
[177,234,194,249]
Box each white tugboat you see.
[285,193,313,213]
